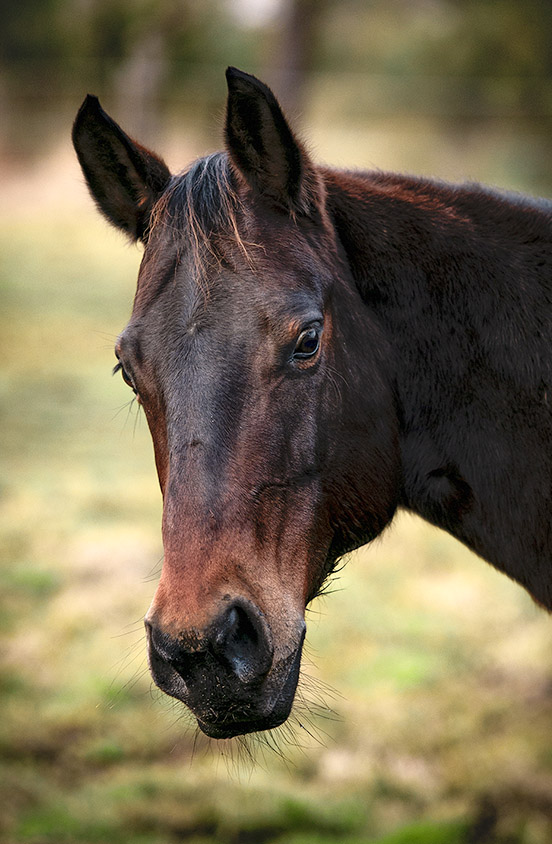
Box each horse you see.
[72,67,552,740]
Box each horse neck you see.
[322,166,552,607]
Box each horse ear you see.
[72,95,171,241]
[224,67,321,216]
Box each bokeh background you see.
[2,2,552,842]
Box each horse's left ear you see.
[72,95,171,241]
[225,67,322,216]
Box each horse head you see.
[73,68,400,738]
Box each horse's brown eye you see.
[293,327,321,360]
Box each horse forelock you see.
[134,151,333,317]
[148,152,254,276]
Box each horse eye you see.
[113,361,137,395]
[293,327,321,360]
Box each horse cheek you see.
[143,402,170,496]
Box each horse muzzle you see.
[145,597,306,738]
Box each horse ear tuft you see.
[72,96,171,241]
[224,67,321,216]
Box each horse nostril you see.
[211,600,274,683]
[145,601,274,691]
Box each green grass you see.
[2,196,552,844]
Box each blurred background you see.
[2,1,552,842]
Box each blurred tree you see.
[3,0,552,112]
[1,0,552,182]
[268,0,327,115]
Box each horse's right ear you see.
[72,95,171,241]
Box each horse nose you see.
[146,598,274,688]
[211,599,274,683]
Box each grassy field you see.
[1,144,552,844]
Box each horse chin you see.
[197,708,290,739]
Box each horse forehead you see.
[130,198,330,347]
[136,246,320,328]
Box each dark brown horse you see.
[73,67,552,740]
